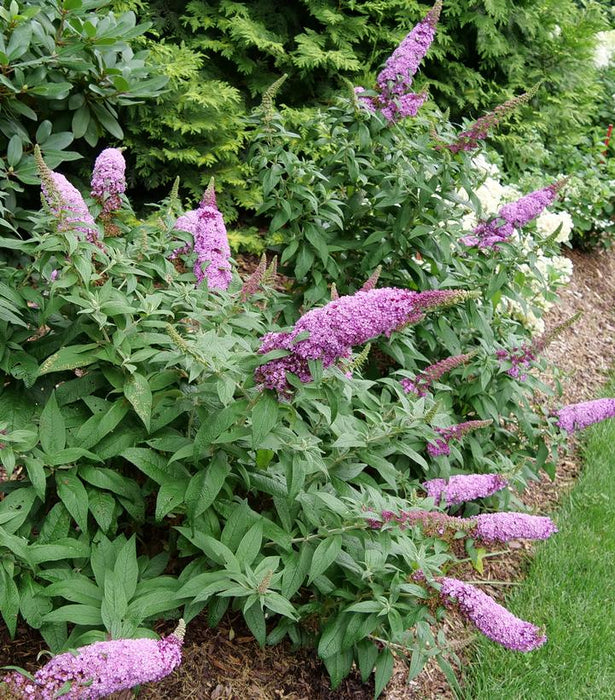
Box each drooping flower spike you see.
[366,508,557,544]
[556,398,615,433]
[90,148,126,214]
[422,473,508,506]
[173,179,232,290]
[256,287,475,393]
[461,180,566,249]
[2,621,186,699]
[440,578,546,651]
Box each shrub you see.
[0,0,167,228]
[0,141,564,695]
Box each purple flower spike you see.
[422,473,508,506]
[255,287,473,393]
[40,174,98,243]
[376,1,441,98]
[440,578,546,651]
[402,353,473,396]
[90,148,126,213]
[173,180,232,290]
[2,621,186,699]
[426,419,492,457]
[556,398,615,433]
[463,181,565,249]
[474,513,557,543]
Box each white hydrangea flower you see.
[535,210,574,243]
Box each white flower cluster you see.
[595,30,615,70]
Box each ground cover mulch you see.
[2,246,614,699]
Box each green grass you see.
[463,392,615,700]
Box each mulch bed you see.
[2,246,614,699]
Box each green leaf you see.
[124,373,152,431]
[356,639,379,683]
[56,471,89,533]
[28,538,90,565]
[194,401,248,457]
[7,134,23,167]
[308,535,342,583]
[243,602,266,646]
[318,617,345,659]
[374,648,394,698]
[185,452,230,521]
[38,345,99,375]
[281,545,312,599]
[121,447,176,485]
[87,489,116,533]
[39,392,66,455]
[43,604,103,626]
[235,521,263,568]
[155,479,188,521]
[0,561,20,637]
[101,569,128,637]
[24,457,46,500]
[323,649,354,690]
[114,535,139,602]
[251,392,279,448]
[19,576,52,629]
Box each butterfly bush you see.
[401,352,473,397]
[90,147,126,214]
[173,181,232,290]
[2,622,185,699]
[556,398,615,433]
[426,419,492,457]
[36,146,98,242]
[255,287,474,393]
[461,181,565,249]
[355,1,441,122]
[422,473,509,506]
[440,578,546,651]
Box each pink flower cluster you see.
[2,623,185,699]
[461,182,563,249]
[440,577,546,651]
[556,398,615,433]
[495,344,536,381]
[401,353,472,397]
[173,182,232,290]
[41,171,98,242]
[426,419,492,457]
[355,1,441,122]
[474,512,557,543]
[90,148,126,213]
[422,473,508,506]
[256,287,472,393]
[367,508,557,545]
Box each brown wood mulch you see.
[2,247,615,699]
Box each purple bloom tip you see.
[422,473,508,506]
[556,398,615,433]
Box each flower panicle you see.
[360,265,382,292]
[447,84,541,154]
[422,473,508,506]
[241,253,268,301]
[556,398,615,433]
[330,282,339,301]
[532,312,582,354]
[261,74,288,121]
[90,147,126,214]
[2,624,186,699]
[427,419,492,457]
[440,577,546,651]
[401,352,474,396]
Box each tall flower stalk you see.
[2,621,186,699]
[426,419,492,457]
[173,179,232,290]
[256,287,474,393]
[90,148,126,214]
[355,1,441,123]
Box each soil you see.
[1,246,614,700]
